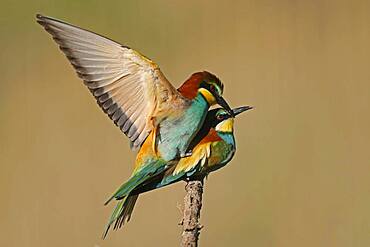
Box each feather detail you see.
[36,14,182,150]
[177,71,223,99]
[172,142,211,175]
[177,72,205,99]
[171,128,222,176]
[198,128,223,144]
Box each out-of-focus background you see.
[1,0,369,246]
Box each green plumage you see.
[103,106,251,237]
[157,92,209,161]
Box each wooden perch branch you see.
[180,178,204,247]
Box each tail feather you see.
[104,159,168,206]
[102,195,139,239]
[103,159,169,238]
[104,175,142,205]
[115,195,138,229]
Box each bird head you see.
[210,106,253,133]
[178,71,233,116]
[186,105,253,151]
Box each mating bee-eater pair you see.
[37,14,252,237]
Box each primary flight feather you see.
[36,14,233,160]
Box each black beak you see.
[214,94,234,117]
[232,106,253,116]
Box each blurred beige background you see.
[1,0,369,246]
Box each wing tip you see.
[36,13,64,26]
[36,13,128,50]
[36,13,50,23]
[36,13,45,25]
[35,13,54,27]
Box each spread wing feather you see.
[37,14,180,150]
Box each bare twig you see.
[180,178,204,247]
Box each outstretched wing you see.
[36,14,181,150]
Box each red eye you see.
[217,115,223,120]
[210,85,215,91]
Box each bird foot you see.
[180,151,193,158]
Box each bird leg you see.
[180,150,193,158]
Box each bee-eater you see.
[103,106,252,236]
[36,14,233,161]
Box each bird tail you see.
[102,194,139,239]
[102,159,169,238]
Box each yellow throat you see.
[198,88,216,105]
[215,118,234,133]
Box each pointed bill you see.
[232,106,253,116]
[214,94,234,117]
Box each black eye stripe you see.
[200,81,223,95]
[216,113,229,120]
